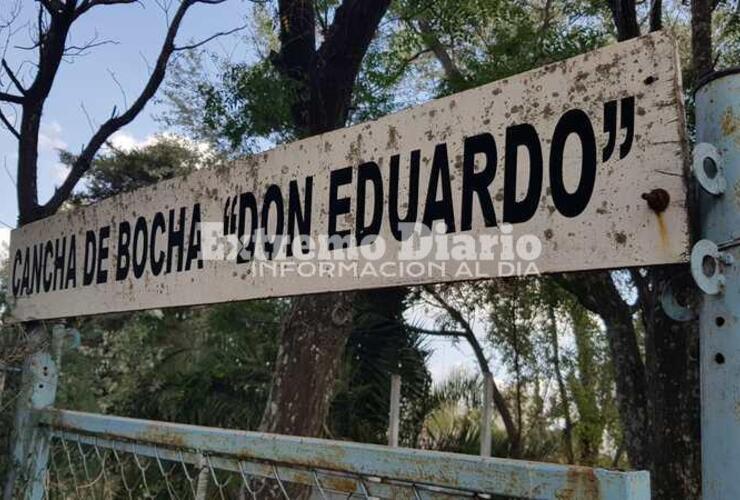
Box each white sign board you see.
[7,32,689,321]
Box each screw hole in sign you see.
[702,255,717,277]
[703,157,718,179]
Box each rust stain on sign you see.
[556,466,600,500]
[7,32,690,321]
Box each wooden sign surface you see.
[7,32,689,321]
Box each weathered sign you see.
[7,32,689,321]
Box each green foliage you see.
[61,302,286,429]
[72,137,207,203]
[198,59,298,152]
[420,370,561,460]
[331,290,433,445]
[388,0,609,96]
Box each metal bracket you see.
[691,239,733,295]
[660,283,697,322]
[693,143,726,195]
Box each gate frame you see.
[4,354,650,499]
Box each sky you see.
[0,0,479,384]
[0,0,251,229]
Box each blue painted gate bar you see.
[36,408,649,499]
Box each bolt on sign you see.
[7,31,689,322]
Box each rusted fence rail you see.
[4,353,649,500]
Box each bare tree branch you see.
[4,156,17,187]
[2,58,26,94]
[0,91,23,103]
[0,106,20,138]
[422,285,520,455]
[422,286,490,375]
[75,0,141,19]
[39,0,227,218]
[174,23,248,51]
[416,18,466,85]
[64,36,119,58]
[407,325,467,337]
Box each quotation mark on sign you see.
[602,96,635,162]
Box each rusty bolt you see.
[641,188,670,213]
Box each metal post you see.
[694,67,740,500]
[480,373,493,457]
[2,352,58,500]
[388,374,401,447]
[195,454,210,500]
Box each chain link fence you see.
[5,352,650,500]
[43,429,484,499]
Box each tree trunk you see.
[547,303,575,464]
[571,307,603,466]
[260,292,355,436]
[260,0,392,446]
[555,272,650,469]
[691,0,714,78]
[640,267,701,499]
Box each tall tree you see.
[258,0,393,438]
[557,2,709,497]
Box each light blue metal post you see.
[2,352,58,500]
[694,68,740,500]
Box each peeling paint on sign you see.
[7,32,689,322]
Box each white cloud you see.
[108,131,147,152]
[38,121,68,152]
[51,162,71,182]
[0,228,10,263]
[108,131,214,166]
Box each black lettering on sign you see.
[422,143,455,233]
[185,203,202,271]
[619,96,634,159]
[329,166,353,249]
[603,97,635,161]
[20,248,29,294]
[65,235,77,290]
[150,213,166,276]
[30,244,42,295]
[12,249,21,297]
[503,124,543,224]
[549,109,597,218]
[97,225,110,284]
[84,230,97,286]
[388,150,420,241]
[167,207,186,274]
[287,177,313,256]
[236,192,257,263]
[43,242,53,292]
[116,221,131,281]
[133,216,149,279]
[462,133,497,231]
[261,186,284,259]
[356,161,383,246]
